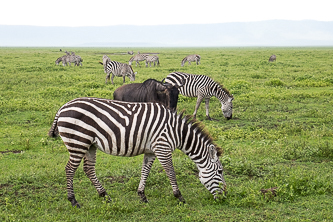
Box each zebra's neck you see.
[212,83,231,103]
[176,114,212,162]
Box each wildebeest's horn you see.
[161,78,165,84]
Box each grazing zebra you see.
[105,60,137,84]
[181,54,201,67]
[129,53,149,66]
[145,55,160,67]
[48,97,227,208]
[269,54,276,62]
[165,72,233,120]
[55,53,83,66]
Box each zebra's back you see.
[165,72,215,97]
[53,97,173,157]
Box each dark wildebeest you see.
[269,55,276,62]
[113,79,183,111]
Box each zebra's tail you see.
[48,113,60,138]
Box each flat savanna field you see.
[0,47,332,221]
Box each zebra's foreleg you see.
[205,98,212,120]
[111,74,115,85]
[65,153,85,208]
[105,73,110,84]
[83,146,110,202]
[155,151,185,203]
[137,153,156,203]
[193,96,204,119]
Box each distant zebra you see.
[48,97,227,208]
[145,55,160,67]
[129,53,149,66]
[55,53,83,66]
[104,60,137,84]
[181,54,201,67]
[165,72,233,120]
[269,54,276,62]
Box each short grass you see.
[1,47,333,221]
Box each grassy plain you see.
[0,47,333,221]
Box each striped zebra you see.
[105,60,137,84]
[55,54,83,66]
[145,55,160,67]
[129,53,149,66]
[165,72,233,120]
[181,54,201,67]
[48,97,227,208]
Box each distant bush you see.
[265,78,285,87]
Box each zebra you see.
[181,54,201,67]
[55,53,83,66]
[48,97,226,208]
[105,60,137,84]
[129,53,149,66]
[165,72,233,120]
[145,55,160,67]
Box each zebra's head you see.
[198,144,227,198]
[128,72,137,81]
[221,96,233,120]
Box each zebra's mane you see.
[178,111,223,157]
[215,81,233,98]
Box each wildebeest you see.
[269,54,276,62]
[113,79,183,111]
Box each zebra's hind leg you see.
[155,151,185,203]
[137,153,156,203]
[65,153,86,208]
[83,146,111,203]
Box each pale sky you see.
[1,0,332,27]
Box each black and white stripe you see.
[129,53,149,66]
[49,97,226,207]
[145,55,160,67]
[165,72,233,120]
[181,54,201,66]
[105,60,137,84]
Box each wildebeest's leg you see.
[83,145,111,202]
[193,95,204,119]
[137,153,156,202]
[205,98,212,120]
[105,73,110,84]
[155,150,185,203]
[65,149,87,208]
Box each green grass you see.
[1,47,333,221]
